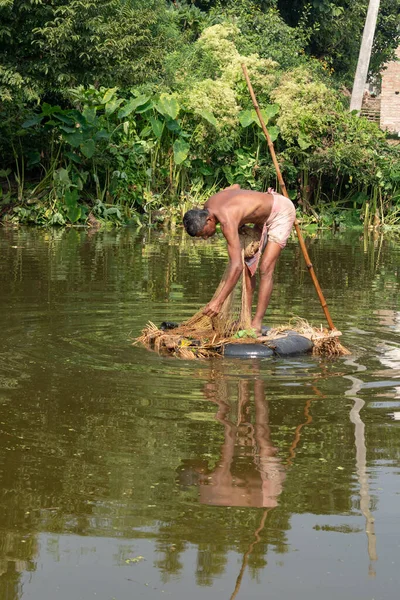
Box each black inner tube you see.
[224,333,313,358]
[160,321,180,331]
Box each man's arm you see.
[203,222,243,317]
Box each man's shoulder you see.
[206,188,240,205]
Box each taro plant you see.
[17,86,220,224]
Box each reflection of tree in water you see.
[0,528,37,599]
[0,558,22,600]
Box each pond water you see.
[0,226,400,600]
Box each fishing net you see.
[170,225,260,340]
[135,227,350,358]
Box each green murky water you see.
[0,226,400,600]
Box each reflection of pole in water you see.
[190,369,318,600]
[227,379,317,600]
[286,396,313,467]
[229,508,271,600]
[345,358,377,576]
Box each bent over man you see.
[183,184,296,335]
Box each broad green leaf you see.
[200,110,217,127]
[222,165,234,184]
[156,94,180,120]
[80,139,95,158]
[54,168,70,185]
[50,212,66,226]
[101,87,118,104]
[53,113,75,126]
[173,139,190,165]
[62,132,82,147]
[105,98,124,115]
[22,115,43,128]
[268,125,280,142]
[150,117,164,139]
[105,207,122,219]
[298,135,312,150]
[238,109,255,127]
[82,107,97,124]
[69,110,87,128]
[198,163,213,176]
[67,204,81,223]
[64,188,79,208]
[41,102,61,116]
[65,151,82,164]
[165,119,181,133]
[60,125,76,134]
[118,95,150,119]
[253,109,271,128]
[95,130,111,141]
[263,104,280,119]
[351,191,369,206]
[135,100,153,114]
[140,125,152,138]
[332,6,344,16]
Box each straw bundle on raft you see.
[135,228,350,359]
[135,318,350,360]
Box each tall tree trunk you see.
[350,0,381,114]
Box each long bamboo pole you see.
[241,64,336,331]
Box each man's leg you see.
[251,241,282,335]
[243,265,256,322]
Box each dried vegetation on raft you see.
[135,317,350,360]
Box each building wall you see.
[380,47,400,133]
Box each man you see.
[183,184,296,335]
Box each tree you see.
[350,0,381,112]
[277,0,400,83]
[0,0,179,103]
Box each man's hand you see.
[203,298,223,318]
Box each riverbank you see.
[2,195,400,232]
[2,23,400,231]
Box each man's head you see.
[183,208,216,239]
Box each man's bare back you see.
[204,188,274,231]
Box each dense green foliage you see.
[1,0,400,228]
[0,0,177,101]
[277,0,400,81]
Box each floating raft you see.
[135,318,350,360]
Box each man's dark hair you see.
[183,208,209,237]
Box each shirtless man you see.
[183,184,296,334]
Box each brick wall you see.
[361,95,381,122]
[380,47,400,133]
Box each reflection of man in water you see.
[178,378,286,508]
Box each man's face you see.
[196,219,216,240]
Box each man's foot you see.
[251,321,271,337]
